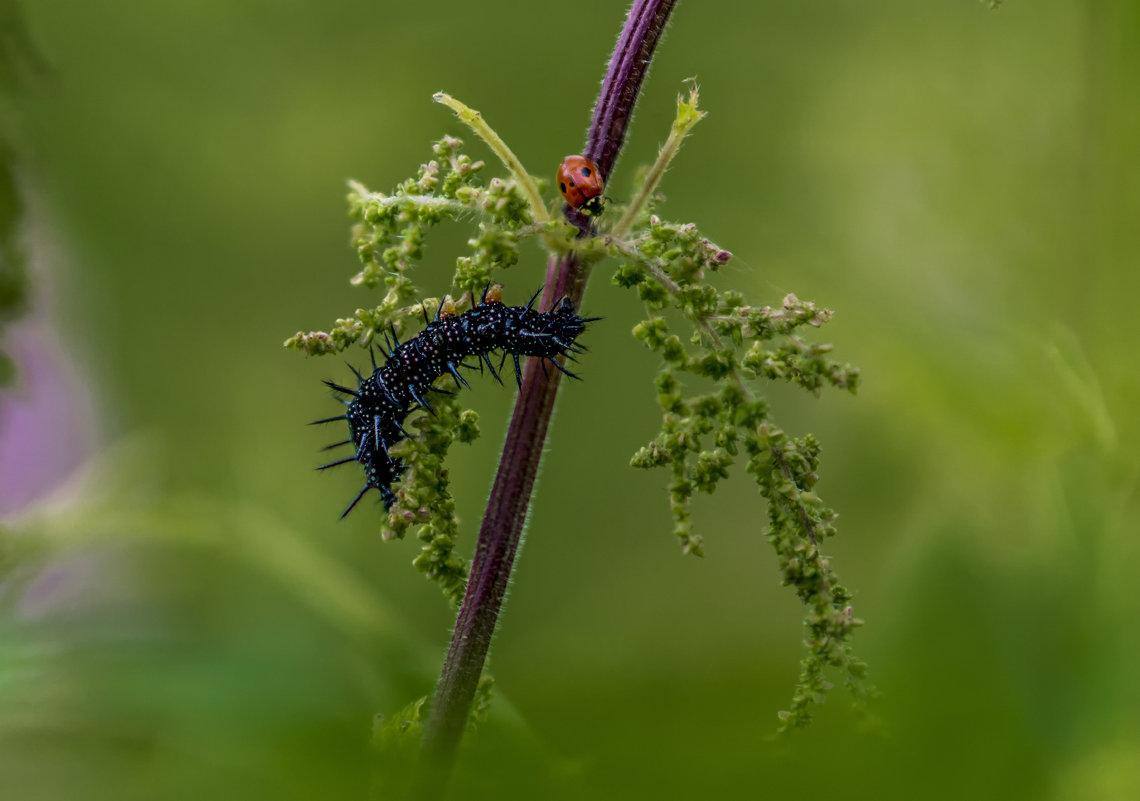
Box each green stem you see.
[636,250,826,551]
[354,191,474,217]
[433,92,551,224]
[611,84,706,239]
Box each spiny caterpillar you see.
[314,284,596,518]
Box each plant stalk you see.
[415,0,678,793]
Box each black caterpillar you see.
[314,285,595,518]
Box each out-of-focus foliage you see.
[3,1,1139,799]
[0,0,50,381]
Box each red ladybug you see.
[557,155,605,216]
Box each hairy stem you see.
[433,92,551,224]
[611,85,705,239]
[415,0,677,791]
[352,190,472,216]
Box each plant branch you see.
[415,0,677,792]
[352,190,473,216]
[617,233,831,554]
[611,85,705,239]
[433,92,551,224]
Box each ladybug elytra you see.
[557,155,605,216]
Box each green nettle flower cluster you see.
[284,135,535,359]
[285,87,874,727]
[613,221,869,726]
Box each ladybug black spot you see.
[559,182,567,193]
[581,167,591,177]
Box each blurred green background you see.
[3,0,1139,798]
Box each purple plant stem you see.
[415,0,678,787]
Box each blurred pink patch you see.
[0,321,97,516]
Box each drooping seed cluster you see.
[315,286,593,517]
